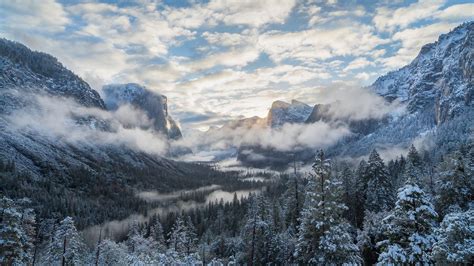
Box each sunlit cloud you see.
[0,0,471,130]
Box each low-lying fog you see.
[81,185,264,246]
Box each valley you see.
[0,1,472,265]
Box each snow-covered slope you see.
[332,22,473,157]
[102,83,182,139]
[370,22,473,124]
[0,38,105,114]
[266,99,313,128]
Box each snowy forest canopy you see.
[1,143,473,265]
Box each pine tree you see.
[45,216,87,265]
[272,227,297,264]
[435,151,473,217]
[407,144,422,168]
[340,166,356,224]
[432,208,474,264]
[365,149,394,213]
[184,215,198,255]
[149,220,166,253]
[354,159,368,228]
[377,179,438,264]
[0,197,36,265]
[283,174,303,230]
[295,150,361,264]
[96,239,128,265]
[357,210,389,265]
[168,216,188,255]
[240,193,271,265]
[126,219,141,253]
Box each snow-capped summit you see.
[370,22,473,124]
[266,99,313,128]
[102,83,182,139]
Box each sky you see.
[1,0,473,131]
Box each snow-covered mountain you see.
[332,22,473,158]
[0,38,105,115]
[370,22,472,124]
[236,22,473,166]
[214,99,312,131]
[102,83,182,139]
[267,99,313,128]
[305,102,386,136]
[0,38,203,183]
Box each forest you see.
[1,142,472,265]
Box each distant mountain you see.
[267,99,313,128]
[237,22,473,166]
[212,99,312,132]
[0,38,228,228]
[102,83,182,139]
[305,101,387,136]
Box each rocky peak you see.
[267,99,313,128]
[102,83,182,139]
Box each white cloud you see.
[0,0,70,33]
[343,57,375,72]
[9,95,169,156]
[189,46,260,71]
[373,0,446,32]
[259,24,389,64]
[355,72,370,81]
[435,3,474,21]
[379,22,458,69]
[1,0,469,132]
[164,0,297,29]
[175,120,351,155]
[203,31,250,47]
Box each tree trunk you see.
[62,236,67,266]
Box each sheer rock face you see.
[305,102,387,136]
[102,83,182,140]
[266,100,313,128]
[370,22,473,125]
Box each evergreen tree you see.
[126,220,142,253]
[407,144,422,168]
[432,208,474,264]
[240,193,271,265]
[282,174,303,230]
[435,151,473,217]
[0,197,36,265]
[168,216,188,255]
[272,227,297,264]
[295,150,361,264]
[340,166,356,223]
[184,215,198,255]
[357,210,389,265]
[96,239,128,265]
[149,219,166,253]
[354,159,368,228]
[377,179,438,264]
[45,216,87,265]
[365,149,394,213]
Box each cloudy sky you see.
[1,0,472,131]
